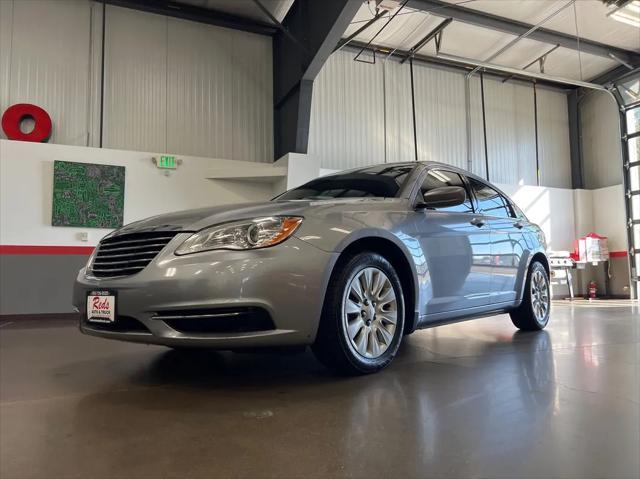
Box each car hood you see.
[112,198,395,236]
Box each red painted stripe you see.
[610,250,627,258]
[0,245,94,255]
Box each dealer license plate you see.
[86,291,116,323]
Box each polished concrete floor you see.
[1,301,638,479]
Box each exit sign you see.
[158,155,177,169]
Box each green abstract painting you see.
[52,161,125,228]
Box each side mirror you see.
[416,186,466,210]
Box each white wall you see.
[572,184,630,297]
[493,183,629,296]
[308,50,573,188]
[499,183,576,253]
[0,140,275,248]
[0,0,273,163]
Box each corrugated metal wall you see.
[483,78,536,186]
[103,6,168,153]
[537,88,572,188]
[0,0,273,162]
[581,90,623,189]
[308,51,385,170]
[104,6,273,162]
[383,59,414,164]
[308,50,572,188]
[0,0,92,146]
[1,0,575,179]
[412,62,467,168]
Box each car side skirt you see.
[417,300,521,329]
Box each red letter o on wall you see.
[1,103,52,142]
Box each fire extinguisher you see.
[588,281,597,300]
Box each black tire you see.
[510,261,550,331]
[312,252,405,375]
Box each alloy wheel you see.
[342,267,398,359]
[530,269,550,324]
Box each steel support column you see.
[273,0,361,159]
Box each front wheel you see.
[312,252,405,375]
[510,261,550,331]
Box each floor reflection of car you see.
[339,331,555,475]
[74,161,551,375]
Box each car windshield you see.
[274,164,415,201]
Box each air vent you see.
[154,307,275,334]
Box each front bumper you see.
[73,235,338,349]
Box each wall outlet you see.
[78,232,89,242]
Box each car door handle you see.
[470,217,486,228]
[514,220,525,229]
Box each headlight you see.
[175,216,303,255]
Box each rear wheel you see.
[312,252,405,375]
[510,261,550,331]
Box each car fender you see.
[515,246,549,304]
[296,221,422,332]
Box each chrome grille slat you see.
[152,312,242,320]
[93,258,154,266]
[92,232,179,278]
[92,266,144,272]
[100,236,177,247]
[93,251,158,259]
[98,243,171,252]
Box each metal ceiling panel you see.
[539,47,621,81]
[342,6,437,50]
[342,1,638,83]
[177,0,295,23]
[440,0,640,52]
[417,21,556,69]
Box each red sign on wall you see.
[1,103,52,142]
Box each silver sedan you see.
[74,161,550,374]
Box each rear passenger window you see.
[468,178,513,218]
[420,170,473,213]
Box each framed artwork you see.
[52,160,125,228]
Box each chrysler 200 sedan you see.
[74,161,550,374]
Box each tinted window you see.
[275,165,414,201]
[468,178,513,218]
[420,169,473,213]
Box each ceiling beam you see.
[345,40,583,90]
[102,0,277,36]
[400,17,452,64]
[590,65,640,85]
[406,0,640,66]
[437,52,607,90]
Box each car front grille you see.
[91,231,180,278]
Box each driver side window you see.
[420,170,474,213]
